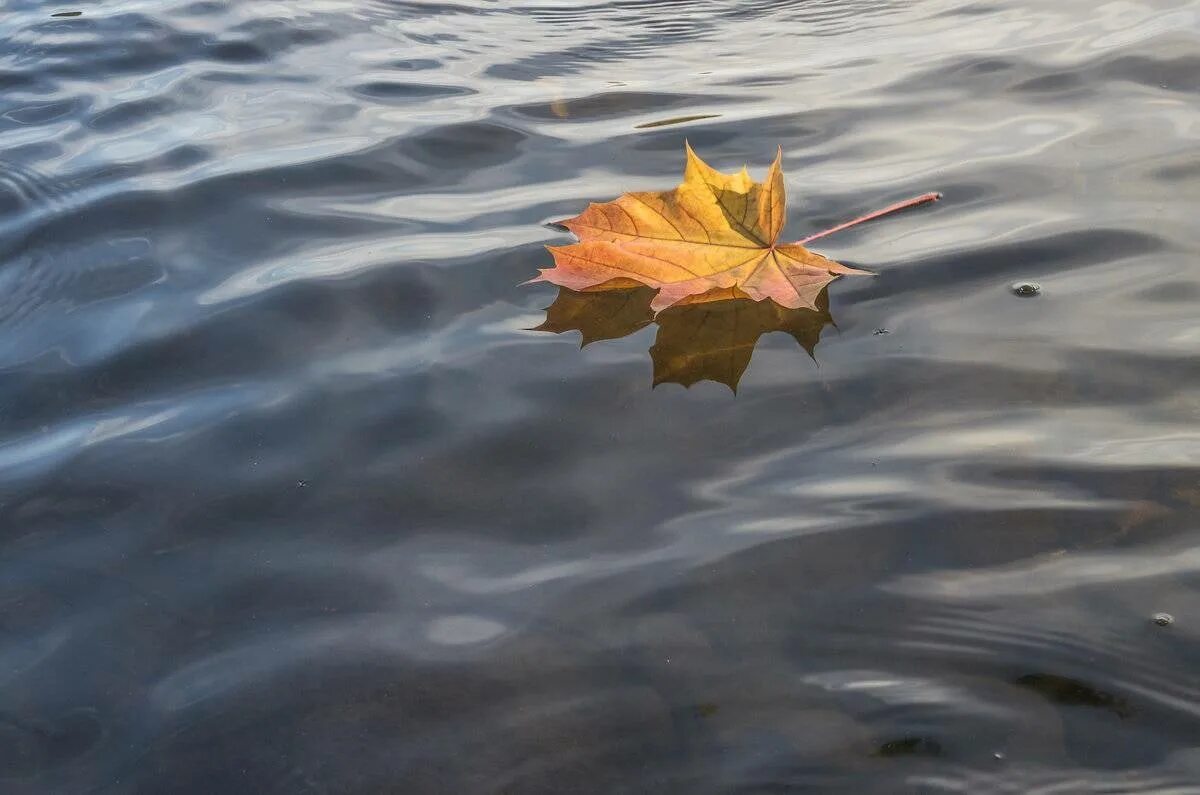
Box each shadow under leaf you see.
[533,285,834,392]
[1014,673,1133,719]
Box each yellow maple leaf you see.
[527,144,870,312]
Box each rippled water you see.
[2,0,1199,791]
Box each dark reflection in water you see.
[875,736,945,758]
[2,0,1200,792]
[535,286,834,391]
[1015,673,1133,719]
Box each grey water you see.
[2,0,1199,792]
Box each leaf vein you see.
[628,193,685,240]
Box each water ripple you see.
[0,0,1198,790]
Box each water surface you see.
[2,0,1200,791]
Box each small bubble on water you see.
[1152,612,1174,627]
[1011,281,1041,297]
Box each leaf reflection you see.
[534,286,834,392]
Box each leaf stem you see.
[798,191,941,245]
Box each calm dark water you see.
[2,0,1200,792]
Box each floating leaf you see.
[526,144,870,312]
[527,145,942,389]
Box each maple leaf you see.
[534,285,834,391]
[527,144,871,312]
